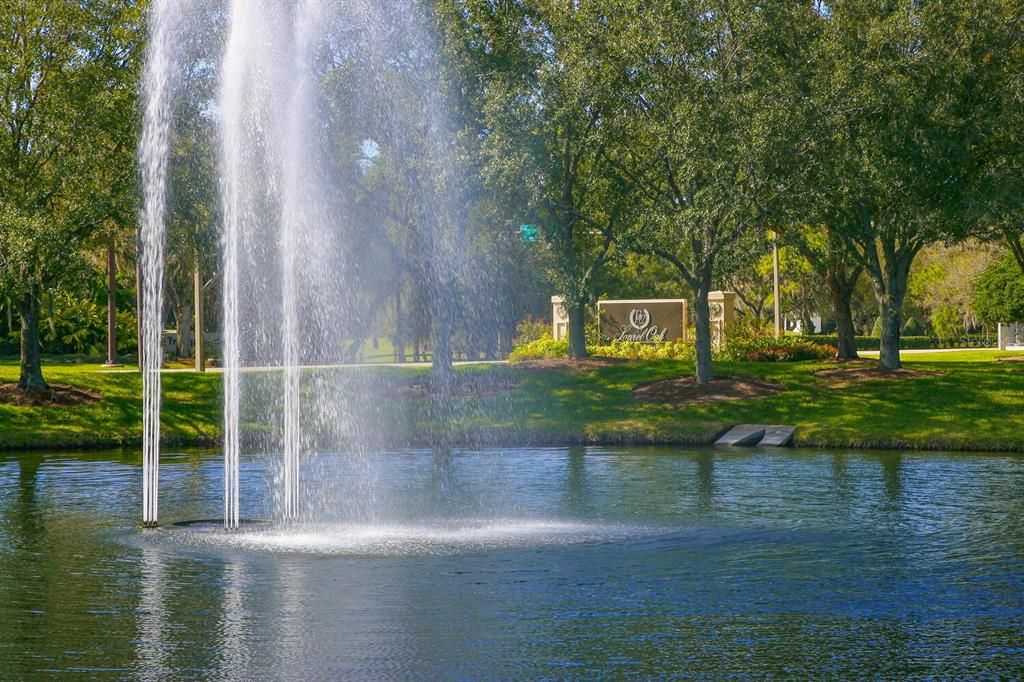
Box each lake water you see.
[1,447,1022,678]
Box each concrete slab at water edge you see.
[758,425,795,447]
[715,424,796,447]
[715,424,767,446]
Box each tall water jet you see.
[220,0,334,526]
[279,1,327,521]
[139,0,181,528]
[218,0,260,531]
[141,0,479,529]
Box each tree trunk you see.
[567,302,588,359]
[826,267,859,361]
[175,300,192,359]
[106,242,118,365]
[394,288,405,363]
[800,310,815,335]
[693,275,714,384]
[876,270,909,370]
[193,264,205,372]
[18,288,47,391]
[431,298,453,392]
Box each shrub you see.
[513,316,549,346]
[722,334,836,362]
[973,252,1024,323]
[590,338,696,361]
[931,305,962,343]
[795,334,995,350]
[903,316,925,336]
[509,334,568,362]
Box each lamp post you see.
[769,230,781,338]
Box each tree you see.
[785,226,863,359]
[967,0,1024,277]
[608,0,816,382]
[972,252,1024,325]
[0,0,142,389]
[809,0,1016,369]
[439,1,636,359]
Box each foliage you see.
[797,335,996,351]
[513,317,550,347]
[930,306,963,344]
[508,335,569,362]
[802,0,1016,368]
[509,335,695,362]
[607,0,817,382]
[590,339,695,362]
[439,1,637,358]
[0,0,143,386]
[973,253,1024,323]
[721,335,835,363]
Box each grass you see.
[1,350,1023,452]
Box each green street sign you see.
[519,224,541,243]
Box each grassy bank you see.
[1,351,1023,452]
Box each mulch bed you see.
[0,383,102,407]
[514,357,631,372]
[812,366,946,387]
[632,374,785,406]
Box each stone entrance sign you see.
[598,299,687,343]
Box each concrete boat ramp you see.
[715,424,795,447]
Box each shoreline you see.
[4,430,1024,455]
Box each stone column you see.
[708,291,736,349]
[551,296,569,341]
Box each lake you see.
[1,446,1022,678]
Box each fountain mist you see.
[143,0,484,529]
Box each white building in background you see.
[784,314,823,335]
[997,322,1024,350]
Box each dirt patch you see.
[996,355,1024,363]
[632,375,785,405]
[514,357,630,372]
[812,366,946,386]
[0,383,102,407]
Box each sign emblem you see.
[629,308,651,330]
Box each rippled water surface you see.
[1,447,1023,678]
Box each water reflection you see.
[0,448,1022,678]
[136,545,169,681]
[217,560,250,676]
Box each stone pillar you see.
[551,296,569,341]
[998,323,1008,350]
[708,291,736,349]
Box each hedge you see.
[795,334,996,350]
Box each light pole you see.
[770,230,781,338]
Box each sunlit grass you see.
[1,349,1022,451]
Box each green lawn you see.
[1,350,1023,451]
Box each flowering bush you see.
[509,335,695,362]
[508,334,569,361]
[589,339,696,361]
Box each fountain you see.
[139,0,182,528]
[139,0,467,529]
